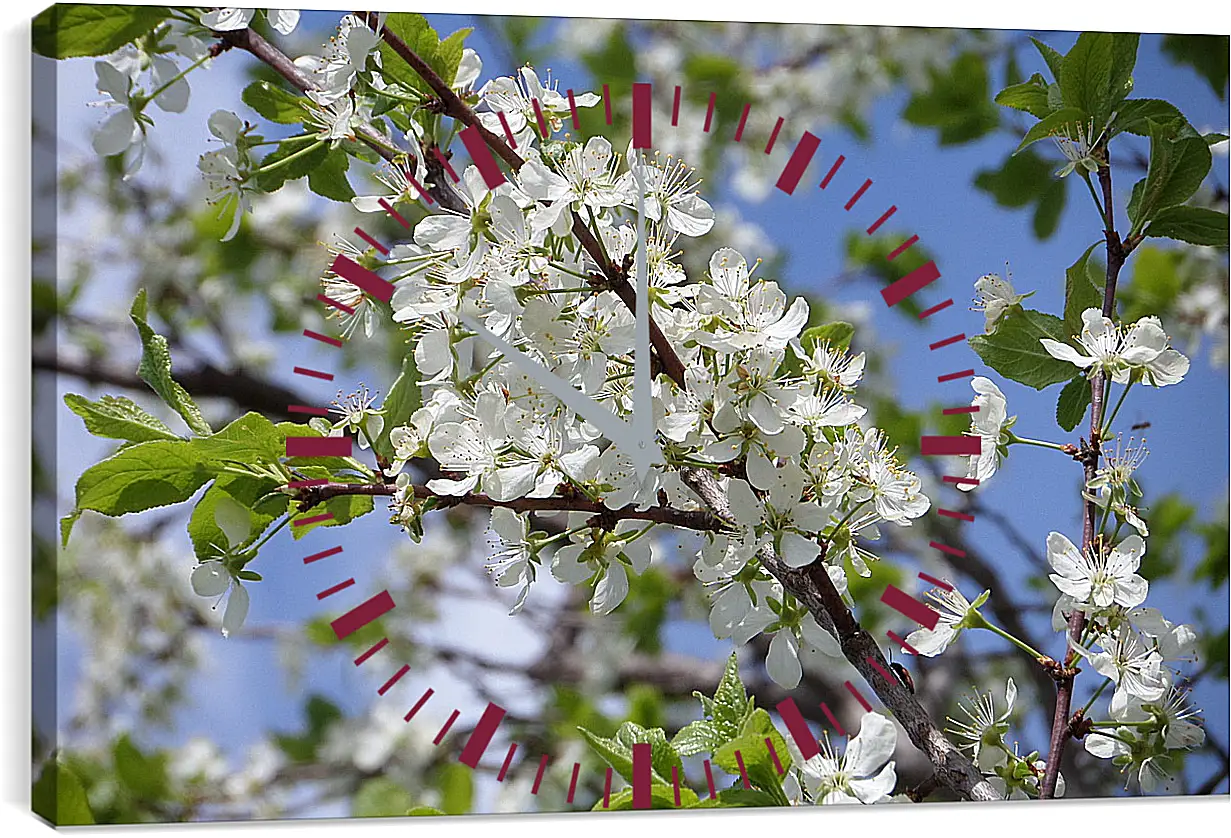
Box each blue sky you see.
[45,12,1228,810]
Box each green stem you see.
[1079,172,1107,225]
[1009,433,1068,452]
[144,52,212,104]
[822,500,871,550]
[248,515,291,553]
[1101,381,1134,436]
[253,139,326,175]
[977,614,1048,661]
[1080,677,1112,716]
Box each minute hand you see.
[457,311,664,480]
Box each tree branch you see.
[296,480,725,531]
[356,11,687,386]
[677,467,1001,801]
[1041,145,1127,799]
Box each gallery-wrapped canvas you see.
[30,2,1229,827]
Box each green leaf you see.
[614,722,683,782]
[578,726,639,785]
[33,4,169,58]
[241,80,307,124]
[1064,243,1105,335]
[799,321,855,354]
[1014,107,1087,154]
[188,476,285,558]
[255,140,329,193]
[308,147,356,201]
[1033,179,1067,239]
[64,393,179,443]
[1031,37,1065,81]
[1119,246,1185,323]
[352,778,416,817]
[1111,99,1185,138]
[129,290,212,436]
[376,14,470,96]
[710,652,750,740]
[1145,206,1230,247]
[290,486,375,538]
[1130,119,1213,231]
[596,784,699,811]
[32,760,94,825]
[374,353,424,457]
[114,735,170,801]
[1108,34,1141,108]
[74,440,211,519]
[994,74,1052,118]
[1055,376,1092,432]
[968,308,1076,390]
[437,763,474,815]
[190,412,284,466]
[407,806,447,816]
[670,719,725,757]
[691,787,781,808]
[1161,34,1229,101]
[902,52,999,145]
[60,510,81,547]
[1059,33,1115,121]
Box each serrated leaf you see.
[255,141,329,193]
[1056,376,1092,432]
[290,488,375,538]
[64,393,179,443]
[577,726,638,785]
[596,784,698,811]
[188,476,285,559]
[1064,243,1105,335]
[60,511,81,547]
[994,74,1052,118]
[1031,37,1066,81]
[129,290,212,436]
[901,52,999,145]
[1014,107,1087,154]
[190,412,284,466]
[614,722,683,781]
[242,80,307,125]
[376,14,470,96]
[969,308,1076,390]
[799,321,855,354]
[1145,206,1230,247]
[670,719,724,757]
[407,805,446,816]
[33,4,169,58]
[308,147,355,201]
[1108,34,1140,107]
[1111,99,1185,138]
[710,652,749,738]
[1060,33,1115,121]
[74,440,211,519]
[1130,119,1213,231]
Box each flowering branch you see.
[356,11,688,385]
[1040,145,1124,799]
[292,480,726,531]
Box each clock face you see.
[37,3,1228,828]
[303,29,958,812]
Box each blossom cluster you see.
[270,39,933,689]
[905,272,1203,795]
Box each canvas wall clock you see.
[29,2,1229,827]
